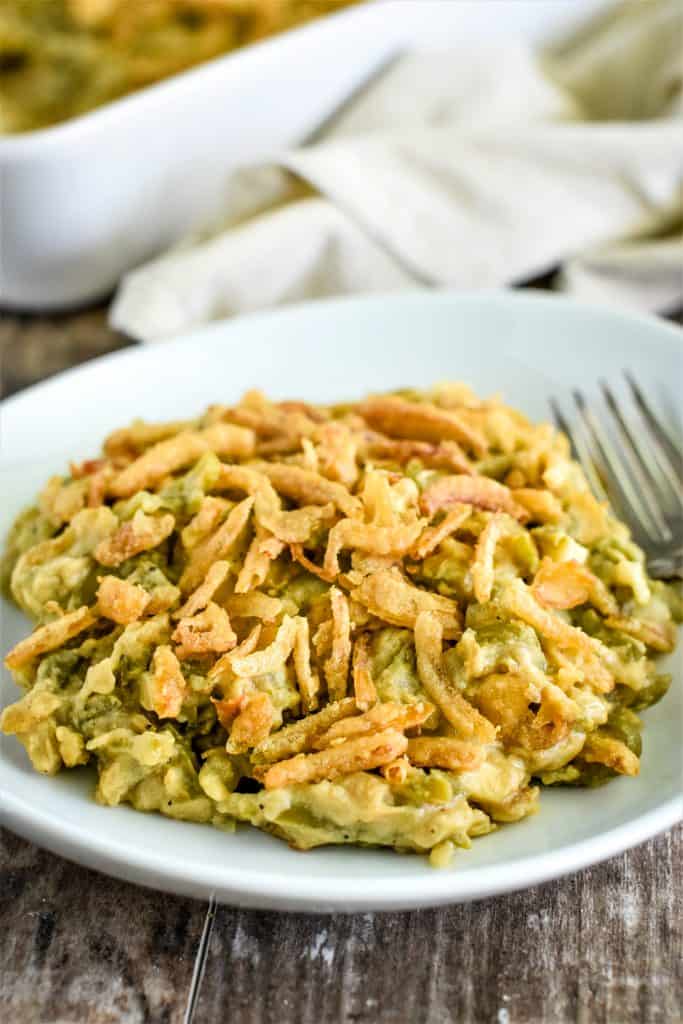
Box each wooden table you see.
[1,302,681,1024]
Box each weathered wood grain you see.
[0,828,206,1024]
[2,824,680,1024]
[191,825,682,1024]
[0,303,132,399]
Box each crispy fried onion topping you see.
[95,511,175,567]
[352,569,462,639]
[420,475,529,521]
[414,611,496,741]
[5,606,97,670]
[171,603,236,660]
[97,575,150,624]
[109,424,255,497]
[263,728,408,789]
[532,558,618,616]
[360,395,487,456]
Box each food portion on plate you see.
[2,384,680,867]
[0,0,360,133]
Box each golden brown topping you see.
[406,736,484,772]
[351,569,462,639]
[351,633,378,710]
[5,606,97,670]
[97,575,150,624]
[226,692,274,754]
[414,611,496,741]
[211,695,245,731]
[224,592,283,623]
[109,424,255,498]
[604,615,677,653]
[420,475,529,521]
[324,588,352,702]
[143,646,187,719]
[104,419,194,458]
[512,488,564,524]
[229,616,298,678]
[174,560,230,620]
[172,602,236,659]
[360,395,487,456]
[289,544,335,583]
[324,519,424,578]
[471,514,507,605]
[252,699,358,764]
[292,617,320,712]
[234,526,285,593]
[411,504,471,560]
[499,580,614,693]
[532,559,618,616]
[365,437,472,475]
[95,511,175,567]
[208,624,262,681]
[253,462,361,518]
[180,496,253,593]
[380,756,411,785]
[313,700,433,748]
[313,421,359,488]
[263,728,408,789]
[181,497,231,550]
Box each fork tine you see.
[549,397,609,503]
[624,372,683,484]
[572,389,665,542]
[599,381,675,540]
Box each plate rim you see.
[1,782,681,912]
[1,288,681,910]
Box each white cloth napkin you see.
[111,0,683,343]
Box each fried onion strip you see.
[180,496,253,593]
[411,504,470,560]
[351,633,378,710]
[109,423,255,498]
[406,736,484,772]
[97,575,150,625]
[414,611,496,741]
[313,700,433,748]
[5,606,97,669]
[351,569,462,639]
[95,511,175,568]
[323,519,424,578]
[252,698,358,764]
[359,395,487,457]
[532,559,618,616]
[263,728,408,789]
[420,475,529,521]
[472,514,506,604]
[229,616,298,678]
[292,617,320,712]
[324,588,352,702]
[253,462,361,518]
[174,560,230,619]
[226,692,274,754]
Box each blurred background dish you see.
[0,0,362,134]
[0,0,614,310]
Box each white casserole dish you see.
[0,0,611,311]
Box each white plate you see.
[1,291,681,912]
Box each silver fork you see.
[550,372,683,579]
